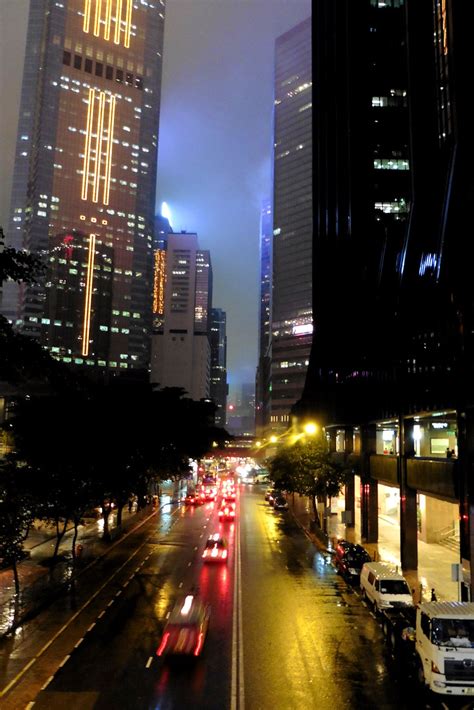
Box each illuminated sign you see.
[83,0,133,48]
[81,89,116,205]
[82,234,96,357]
[153,249,166,315]
[292,323,313,336]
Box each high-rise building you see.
[270,17,312,434]
[151,232,212,401]
[255,199,272,437]
[2,0,165,373]
[299,0,474,594]
[210,308,228,427]
[152,211,172,333]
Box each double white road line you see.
[231,515,245,710]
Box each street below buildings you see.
[0,485,472,709]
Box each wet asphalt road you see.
[8,486,474,709]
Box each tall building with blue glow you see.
[270,17,312,434]
[2,0,165,373]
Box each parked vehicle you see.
[273,495,289,511]
[334,540,371,583]
[381,601,474,697]
[360,562,414,613]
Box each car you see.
[204,487,217,501]
[272,495,288,511]
[183,492,203,506]
[267,489,280,505]
[218,501,236,521]
[156,594,211,658]
[264,487,274,501]
[334,541,372,582]
[223,490,236,501]
[202,534,228,562]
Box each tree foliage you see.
[0,460,34,594]
[267,436,351,526]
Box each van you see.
[360,562,414,613]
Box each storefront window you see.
[376,422,399,455]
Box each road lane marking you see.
[87,622,96,632]
[115,590,122,597]
[231,514,245,710]
[41,676,54,691]
[179,582,183,588]
[166,611,171,619]
[107,600,115,607]
[98,610,106,619]
[0,530,150,699]
[25,703,35,709]
[145,656,153,669]
[59,655,70,668]
[194,546,198,551]
[74,638,84,649]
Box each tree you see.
[267,436,351,528]
[0,226,44,285]
[0,460,34,595]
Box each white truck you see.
[382,601,474,698]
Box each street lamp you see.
[303,422,317,436]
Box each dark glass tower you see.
[3,0,165,373]
[271,17,312,434]
[255,199,272,436]
[210,308,228,427]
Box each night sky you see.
[0,0,311,392]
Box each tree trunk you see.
[72,518,79,561]
[53,517,68,559]
[12,559,20,596]
[117,501,124,528]
[102,503,111,540]
[311,495,321,527]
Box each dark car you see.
[334,541,371,582]
[272,495,289,511]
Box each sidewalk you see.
[0,482,183,637]
[288,493,459,603]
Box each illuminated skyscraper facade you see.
[270,17,312,433]
[210,308,228,427]
[3,0,165,372]
[151,232,212,401]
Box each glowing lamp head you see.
[304,422,317,436]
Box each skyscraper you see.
[270,17,312,434]
[210,307,228,427]
[151,232,212,401]
[3,0,165,373]
[255,199,272,437]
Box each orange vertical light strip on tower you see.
[114,0,123,45]
[83,0,92,33]
[82,234,96,357]
[92,92,106,203]
[81,88,96,201]
[93,0,103,37]
[103,95,116,204]
[104,0,113,40]
[124,0,133,48]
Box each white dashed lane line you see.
[74,638,84,649]
[98,610,106,619]
[166,611,171,619]
[179,582,183,588]
[87,622,96,632]
[41,676,54,691]
[194,546,198,551]
[58,655,70,668]
[107,600,114,607]
[145,657,153,669]
[25,702,35,709]
[115,590,122,597]
[188,562,192,567]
